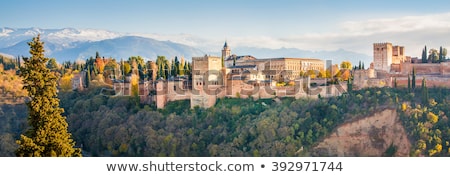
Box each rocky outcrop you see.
[313,109,411,156]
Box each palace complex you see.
[76,41,450,109]
[152,42,344,108]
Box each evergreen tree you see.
[95,51,100,59]
[412,67,416,90]
[422,46,427,63]
[358,61,362,70]
[85,66,91,88]
[394,77,397,88]
[16,35,81,157]
[17,56,21,69]
[46,58,58,71]
[422,78,428,105]
[347,76,352,92]
[174,56,180,76]
[184,61,190,76]
[439,46,444,62]
[408,74,411,93]
[362,62,365,70]
[171,58,176,77]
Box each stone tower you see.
[155,78,167,109]
[222,41,231,60]
[373,42,393,72]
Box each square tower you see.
[373,42,393,72]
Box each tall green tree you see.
[394,77,397,88]
[46,58,58,71]
[156,56,167,79]
[16,35,81,157]
[85,65,91,88]
[412,67,416,90]
[408,74,411,93]
[174,56,180,76]
[439,46,444,62]
[422,78,428,105]
[422,46,427,63]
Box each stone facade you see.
[191,55,226,108]
[152,42,344,109]
[373,43,392,72]
[355,42,450,90]
[261,58,324,82]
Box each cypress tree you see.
[407,74,411,93]
[16,35,81,157]
[17,56,21,69]
[174,56,180,76]
[412,67,416,90]
[85,66,91,88]
[394,77,397,88]
[422,46,427,63]
[184,61,189,76]
[422,78,428,105]
[347,76,352,92]
[439,46,444,62]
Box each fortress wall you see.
[400,63,441,75]
[394,76,450,88]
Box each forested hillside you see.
[56,86,448,157]
[1,83,449,156]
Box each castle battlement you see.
[373,42,392,47]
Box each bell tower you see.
[222,41,231,60]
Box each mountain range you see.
[0,27,372,65]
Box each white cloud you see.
[341,12,450,35]
[217,12,450,57]
[107,12,450,58]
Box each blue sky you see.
[2,0,450,56]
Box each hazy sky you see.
[2,0,450,56]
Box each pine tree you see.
[16,35,81,157]
[358,61,361,70]
[439,46,444,62]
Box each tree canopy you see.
[15,35,81,157]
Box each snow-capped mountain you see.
[0,27,205,62]
[0,27,122,48]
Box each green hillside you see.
[1,84,449,156]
